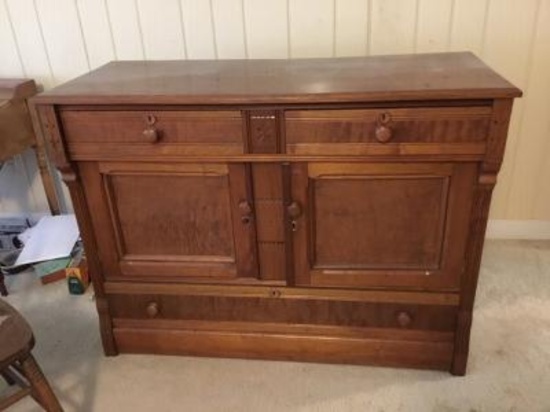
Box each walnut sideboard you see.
[32,52,521,375]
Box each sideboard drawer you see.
[285,106,491,156]
[60,109,244,158]
[107,291,458,333]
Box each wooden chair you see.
[0,275,6,297]
[0,299,63,411]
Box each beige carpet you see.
[1,240,549,411]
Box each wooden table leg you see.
[31,102,62,215]
[34,143,62,215]
[19,354,63,412]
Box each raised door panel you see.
[79,162,258,281]
[290,162,476,290]
[314,175,446,269]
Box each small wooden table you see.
[1,79,62,296]
[0,79,60,214]
[0,298,63,411]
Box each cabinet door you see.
[289,162,476,290]
[80,162,258,281]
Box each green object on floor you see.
[33,258,71,280]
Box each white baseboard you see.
[486,220,550,240]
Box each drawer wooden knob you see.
[375,112,393,143]
[142,127,160,143]
[143,114,160,143]
[146,302,160,318]
[396,311,413,328]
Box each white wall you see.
[1,0,549,237]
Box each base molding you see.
[113,327,453,371]
[486,220,550,240]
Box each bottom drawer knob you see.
[146,302,160,318]
[396,311,413,328]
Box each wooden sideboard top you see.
[35,52,521,105]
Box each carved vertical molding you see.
[94,296,118,356]
[452,172,496,375]
[451,98,514,375]
[483,99,514,174]
[63,164,118,355]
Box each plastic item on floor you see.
[67,259,89,295]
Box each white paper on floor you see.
[14,214,80,266]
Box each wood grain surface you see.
[34,53,521,105]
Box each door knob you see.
[239,200,253,224]
[287,201,302,232]
[287,201,302,219]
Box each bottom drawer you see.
[107,286,458,333]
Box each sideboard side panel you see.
[451,98,514,375]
